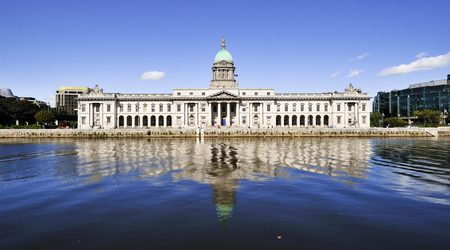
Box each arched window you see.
[158,115,164,126]
[324,115,329,126]
[308,115,313,126]
[276,115,282,126]
[316,115,321,126]
[292,115,297,126]
[300,115,305,126]
[166,116,172,127]
[150,116,156,126]
[135,116,140,127]
[143,115,148,127]
[127,116,132,127]
[284,115,289,126]
[119,116,124,127]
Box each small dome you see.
[214,48,233,62]
[0,88,15,98]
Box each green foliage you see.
[413,109,441,127]
[370,112,382,127]
[0,97,41,125]
[69,120,78,128]
[34,110,55,125]
[383,117,407,127]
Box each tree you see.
[383,117,407,127]
[370,112,382,127]
[34,110,55,126]
[413,109,441,127]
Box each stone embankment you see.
[0,127,449,138]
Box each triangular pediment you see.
[207,90,239,100]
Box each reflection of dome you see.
[0,88,15,98]
[214,49,233,62]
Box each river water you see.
[0,138,449,249]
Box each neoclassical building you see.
[77,38,371,129]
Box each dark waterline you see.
[0,138,449,249]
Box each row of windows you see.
[175,91,272,96]
[81,114,367,126]
[82,103,367,113]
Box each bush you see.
[383,117,407,127]
[35,110,55,126]
[413,109,441,127]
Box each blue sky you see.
[1,0,449,106]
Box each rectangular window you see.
[151,104,155,112]
[293,104,297,112]
[159,105,163,112]
[337,104,341,112]
[201,104,206,112]
[95,106,100,112]
[189,92,193,95]
[267,104,271,112]
[119,105,123,112]
[136,105,139,112]
[189,105,194,112]
[107,104,111,112]
[128,105,131,112]
[349,105,352,112]
[267,92,270,96]
[285,104,288,112]
[242,116,246,124]
[301,104,304,112]
[177,92,181,96]
[167,104,171,112]
[202,92,205,96]
[324,104,328,112]
[254,92,258,96]
[106,116,111,124]
[316,104,320,112]
[242,107,246,112]
[177,104,181,112]
[308,104,312,112]
[337,116,341,124]
[362,116,366,124]
[143,104,147,112]
[277,104,281,112]
[242,92,246,96]
[81,104,86,112]
[81,117,86,124]
[254,105,258,112]
[362,104,366,111]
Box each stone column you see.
[261,103,265,127]
[343,102,347,128]
[236,102,240,126]
[218,102,222,126]
[227,102,230,126]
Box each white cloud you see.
[416,51,428,58]
[140,70,166,80]
[347,69,364,77]
[379,52,450,76]
[330,71,341,78]
[350,53,370,61]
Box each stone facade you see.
[77,39,371,129]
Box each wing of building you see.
[77,38,371,129]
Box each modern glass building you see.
[373,74,450,118]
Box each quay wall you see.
[0,127,450,138]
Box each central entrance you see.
[210,102,239,127]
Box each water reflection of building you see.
[72,138,372,221]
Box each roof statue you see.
[345,83,362,94]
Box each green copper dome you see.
[214,48,233,62]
